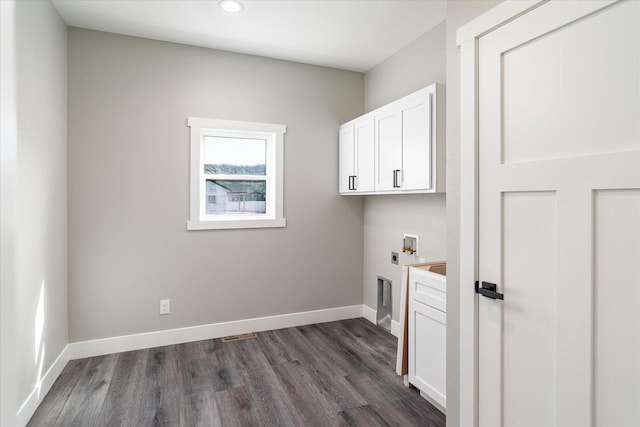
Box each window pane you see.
[205,180,266,215]
[203,136,266,176]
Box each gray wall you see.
[67,29,365,342]
[0,4,19,424]
[0,0,68,424]
[365,21,446,111]
[362,23,447,322]
[445,2,502,426]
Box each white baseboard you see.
[69,304,364,360]
[16,344,70,426]
[391,320,401,338]
[362,305,401,338]
[363,304,377,324]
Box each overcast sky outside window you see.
[204,136,266,166]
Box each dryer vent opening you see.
[377,276,392,332]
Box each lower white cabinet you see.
[408,266,446,412]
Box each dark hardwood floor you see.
[28,318,445,427]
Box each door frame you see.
[456,1,558,425]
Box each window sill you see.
[187,218,286,231]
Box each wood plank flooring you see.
[28,318,445,427]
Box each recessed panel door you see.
[354,116,375,192]
[339,123,355,193]
[376,108,402,191]
[401,93,431,191]
[477,1,640,426]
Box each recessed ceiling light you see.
[218,0,244,14]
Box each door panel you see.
[401,95,431,190]
[593,189,640,427]
[477,1,640,426]
[339,124,354,193]
[355,117,375,192]
[376,110,402,191]
[409,299,446,408]
[502,0,639,164]
[502,192,557,427]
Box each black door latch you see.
[475,281,504,300]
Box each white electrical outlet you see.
[160,299,170,315]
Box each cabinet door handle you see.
[352,175,357,191]
[349,175,356,191]
[393,170,401,188]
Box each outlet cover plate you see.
[160,299,170,315]
[391,251,399,265]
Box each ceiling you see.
[51,0,446,72]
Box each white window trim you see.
[186,117,286,230]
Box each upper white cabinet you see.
[339,84,444,195]
[339,114,375,193]
[376,106,402,191]
[339,123,355,193]
[399,94,432,191]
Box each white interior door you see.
[477,1,640,426]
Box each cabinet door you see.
[376,108,402,191]
[354,116,375,192]
[401,93,432,191]
[339,124,355,193]
[409,299,446,410]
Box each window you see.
[187,117,286,230]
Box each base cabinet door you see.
[408,299,446,411]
